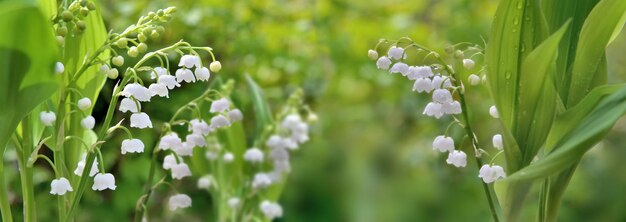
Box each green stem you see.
[0,154,13,222]
[18,117,36,222]
[55,89,69,222]
[437,56,502,222]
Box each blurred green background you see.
[5,0,626,221]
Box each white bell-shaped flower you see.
[492,134,503,150]
[433,136,455,152]
[169,194,192,211]
[223,152,234,163]
[162,154,177,170]
[281,114,302,129]
[189,119,211,136]
[158,75,180,89]
[119,98,141,113]
[77,97,92,111]
[171,162,192,179]
[415,66,434,78]
[92,173,116,191]
[446,150,467,168]
[50,177,73,195]
[489,105,499,118]
[252,173,273,189]
[175,68,195,83]
[423,102,444,119]
[387,46,404,60]
[413,78,434,93]
[174,142,194,156]
[159,133,183,150]
[463,59,475,69]
[186,134,207,148]
[389,62,409,75]
[151,67,168,79]
[244,147,264,163]
[228,109,243,122]
[178,55,201,68]
[40,111,56,126]
[197,175,214,189]
[148,83,169,98]
[442,101,462,115]
[210,98,230,113]
[210,115,231,129]
[195,67,210,81]
[479,164,506,183]
[121,139,144,154]
[468,74,481,85]
[81,116,95,130]
[130,112,153,129]
[376,56,392,70]
[432,89,453,104]
[260,201,283,220]
[121,83,151,102]
[55,62,65,74]
[432,76,453,89]
[228,197,241,208]
[209,61,222,72]
[74,156,98,177]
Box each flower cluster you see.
[370,41,506,184]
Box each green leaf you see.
[507,85,626,180]
[565,0,626,107]
[517,21,570,164]
[245,74,274,138]
[0,2,58,151]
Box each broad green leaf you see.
[0,2,58,151]
[566,0,626,107]
[544,84,624,151]
[517,21,570,164]
[486,0,547,172]
[542,0,600,101]
[245,74,274,138]
[507,85,626,180]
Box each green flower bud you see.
[112,56,124,67]
[80,8,89,17]
[209,61,222,73]
[76,21,86,31]
[150,30,159,40]
[164,7,176,14]
[115,38,128,48]
[128,46,139,57]
[138,33,147,42]
[61,11,74,22]
[137,43,148,53]
[56,26,68,37]
[107,68,119,79]
[56,36,65,46]
[156,26,165,34]
[87,1,96,10]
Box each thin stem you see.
[19,117,36,222]
[436,54,502,222]
[0,158,13,222]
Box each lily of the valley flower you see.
[433,136,455,153]
[50,177,73,195]
[446,150,467,168]
[121,83,151,102]
[195,67,210,81]
[148,83,169,98]
[159,133,183,150]
[40,111,57,126]
[130,112,153,129]
[81,116,96,130]
[478,164,506,183]
[252,173,272,189]
[376,56,392,70]
[492,134,503,150]
[197,175,214,189]
[210,115,231,129]
[121,139,145,154]
[260,201,283,220]
[228,109,243,122]
[179,55,201,68]
[74,156,98,177]
[175,68,196,83]
[227,197,241,208]
[387,46,404,60]
[92,173,116,191]
[171,162,192,179]
[210,98,230,113]
[158,75,180,89]
[77,97,92,111]
[55,62,65,74]
[168,194,192,211]
[119,98,141,113]
[162,154,177,170]
[244,148,264,163]
[489,105,499,118]
[189,119,211,136]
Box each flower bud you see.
[56,36,65,46]
[128,46,139,57]
[76,21,87,31]
[454,50,464,59]
[209,61,222,72]
[137,43,148,53]
[61,11,73,22]
[115,38,128,48]
[87,1,96,10]
[468,74,480,86]
[80,8,89,17]
[138,33,147,42]
[463,59,475,70]
[367,49,378,60]
[56,26,68,37]
[107,68,119,79]
[112,56,124,67]
[150,30,160,40]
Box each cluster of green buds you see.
[53,0,97,45]
[111,7,176,59]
